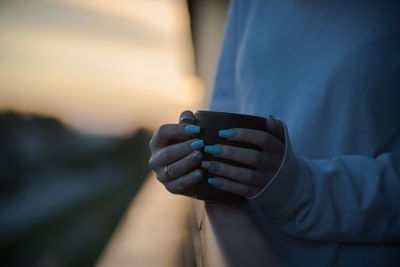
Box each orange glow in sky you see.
[0,0,205,135]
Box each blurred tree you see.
[0,111,152,267]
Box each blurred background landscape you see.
[0,111,151,267]
[0,0,228,266]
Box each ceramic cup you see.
[193,110,268,203]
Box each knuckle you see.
[165,184,177,194]
[167,165,176,177]
[158,124,168,135]
[175,183,184,192]
[148,157,155,169]
[160,149,171,164]
[156,173,166,183]
[261,134,270,148]
[149,136,155,149]
[165,183,183,194]
[250,152,261,165]
[158,152,166,165]
[158,124,173,137]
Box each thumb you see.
[179,110,195,124]
[266,115,285,144]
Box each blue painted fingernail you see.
[185,125,201,133]
[181,116,194,121]
[201,161,210,168]
[219,129,236,138]
[194,171,202,179]
[191,140,204,149]
[201,161,220,171]
[208,178,222,186]
[204,145,222,155]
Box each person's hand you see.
[202,116,285,198]
[148,111,204,197]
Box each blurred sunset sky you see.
[0,0,205,136]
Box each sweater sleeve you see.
[250,123,400,243]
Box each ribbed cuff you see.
[248,122,310,218]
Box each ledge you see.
[193,201,281,267]
[96,173,281,267]
[95,173,192,267]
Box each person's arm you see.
[209,0,242,113]
[251,124,400,242]
[203,121,400,243]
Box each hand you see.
[148,111,204,197]
[201,116,285,198]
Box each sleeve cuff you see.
[248,122,313,218]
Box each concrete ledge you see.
[193,201,281,267]
[97,173,281,267]
[96,173,192,267]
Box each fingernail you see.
[219,129,236,138]
[181,116,194,121]
[185,125,201,133]
[208,178,222,186]
[201,161,210,168]
[191,151,203,162]
[204,145,222,155]
[194,171,202,179]
[201,161,220,172]
[191,140,204,150]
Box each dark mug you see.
[193,110,268,203]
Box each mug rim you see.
[196,110,266,121]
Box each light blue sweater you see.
[210,0,400,266]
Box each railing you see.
[96,173,280,267]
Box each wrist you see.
[248,122,312,218]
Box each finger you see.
[174,111,197,142]
[201,160,265,186]
[266,115,285,143]
[159,150,203,182]
[207,177,260,198]
[164,169,203,195]
[149,138,204,169]
[150,123,201,149]
[204,144,266,168]
[179,110,195,124]
[218,128,283,152]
